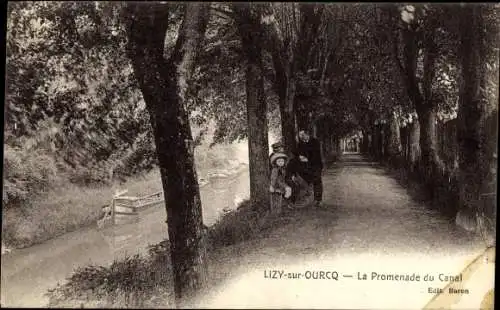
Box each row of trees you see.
[125,3,384,305]
[154,3,498,306]
[5,3,371,303]
[122,2,499,307]
[361,4,498,232]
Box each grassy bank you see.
[2,169,163,249]
[2,142,249,250]
[375,155,460,218]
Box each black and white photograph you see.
[1,2,498,309]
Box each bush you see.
[206,200,264,249]
[47,242,174,308]
[3,144,59,208]
[68,163,114,186]
[2,183,110,248]
[382,155,460,218]
[194,143,247,177]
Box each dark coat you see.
[297,137,323,170]
[286,155,314,184]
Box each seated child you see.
[269,152,292,214]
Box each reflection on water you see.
[0,169,250,307]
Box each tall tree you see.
[264,3,300,152]
[457,4,499,238]
[232,3,271,209]
[263,3,331,150]
[393,5,449,180]
[294,3,325,132]
[124,2,209,306]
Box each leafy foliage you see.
[4,2,157,205]
[190,4,282,145]
[3,143,58,207]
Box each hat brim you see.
[271,152,288,164]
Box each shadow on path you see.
[198,153,489,309]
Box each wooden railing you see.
[97,189,165,229]
[97,162,248,229]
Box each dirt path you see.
[198,154,493,309]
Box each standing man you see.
[297,129,323,207]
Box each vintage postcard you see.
[2,2,497,309]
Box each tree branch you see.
[329,69,351,100]
[125,2,170,60]
[210,5,234,20]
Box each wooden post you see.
[111,197,116,225]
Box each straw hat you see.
[270,152,288,165]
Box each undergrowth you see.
[2,170,161,249]
[379,156,460,219]
[47,241,174,308]
[382,154,496,245]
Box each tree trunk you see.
[440,118,459,169]
[381,124,387,160]
[280,73,297,153]
[234,4,270,209]
[330,135,335,157]
[371,125,379,159]
[417,106,443,174]
[322,135,329,159]
[288,3,323,140]
[419,110,445,203]
[372,125,378,159]
[387,112,402,160]
[361,130,370,154]
[377,125,383,159]
[367,133,373,155]
[271,50,297,153]
[457,4,498,238]
[125,3,208,306]
[318,118,332,160]
[384,123,392,161]
[368,128,374,157]
[264,4,298,154]
[399,20,444,181]
[400,125,409,162]
[408,120,421,168]
[295,97,311,133]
